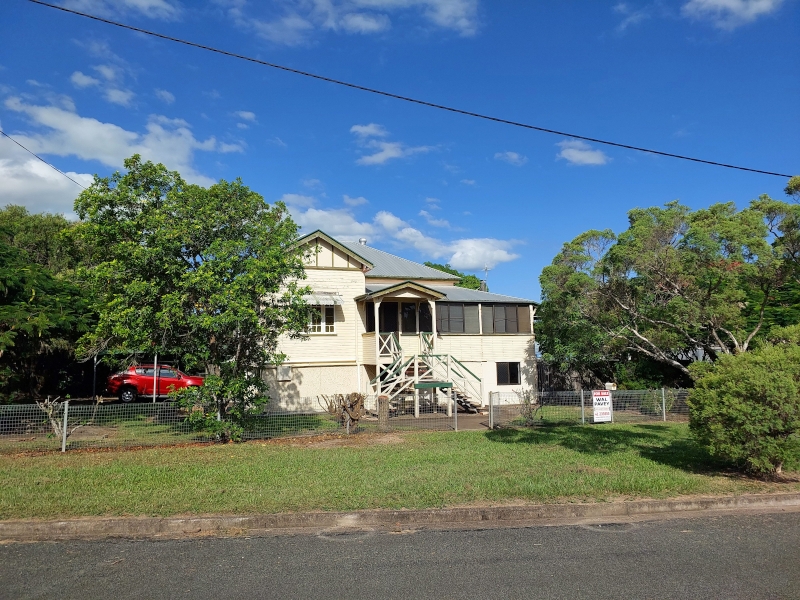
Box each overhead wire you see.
[0,129,87,189]
[26,0,794,179]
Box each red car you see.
[107,365,204,403]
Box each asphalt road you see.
[2,512,798,600]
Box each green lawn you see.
[1,423,797,520]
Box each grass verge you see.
[1,423,798,520]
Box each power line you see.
[0,129,87,189]
[29,0,794,179]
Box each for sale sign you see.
[592,390,613,423]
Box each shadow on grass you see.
[485,424,731,475]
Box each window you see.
[436,303,478,333]
[309,305,335,333]
[482,305,530,334]
[496,362,521,385]
[379,302,398,333]
[366,301,375,332]
[160,368,178,378]
[401,302,417,333]
[419,302,432,332]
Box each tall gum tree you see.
[539,198,800,380]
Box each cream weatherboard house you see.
[265,230,537,412]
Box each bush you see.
[688,339,800,475]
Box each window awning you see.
[303,293,343,306]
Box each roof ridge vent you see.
[358,238,367,245]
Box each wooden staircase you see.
[370,332,483,414]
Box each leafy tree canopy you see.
[73,155,310,427]
[538,198,800,384]
[423,262,485,290]
[0,205,80,275]
[0,229,91,401]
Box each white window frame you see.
[309,305,336,334]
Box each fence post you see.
[580,390,585,425]
[661,388,667,422]
[489,391,494,429]
[61,400,69,453]
[453,388,458,432]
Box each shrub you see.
[688,339,800,475]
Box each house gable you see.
[296,230,374,271]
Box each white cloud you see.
[419,209,450,228]
[682,0,783,29]
[351,125,433,165]
[223,0,478,46]
[291,207,376,238]
[92,64,120,82]
[234,110,256,121]
[237,123,249,130]
[4,96,234,187]
[303,178,324,189]
[356,141,432,165]
[448,238,519,270]
[104,88,135,107]
[340,12,392,33]
[251,14,316,46]
[287,201,519,269]
[374,210,408,232]
[343,194,369,206]
[556,140,610,166]
[60,0,181,20]
[268,136,287,147]
[424,197,441,210]
[155,89,175,104]
[70,71,100,88]
[0,150,92,217]
[613,3,652,31]
[372,210,517,269]
[460,179,475,185]
[279,193,317,208]
[494,151,528,166]
[350,123,389,138]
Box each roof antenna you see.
[481,264,491,292]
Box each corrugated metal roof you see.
[364,283,537,305]
[338,241,460,280]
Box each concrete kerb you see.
[2,493,799,542]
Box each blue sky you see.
[1,0,798,301]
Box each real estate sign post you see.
[592,390,613,423]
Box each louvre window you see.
[436,303,478,333]
[496,362,521,385]
[309,305,335,333]
[482,305,530,334]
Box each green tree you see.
[786,175,800,201]
[74,155,310,434]
[0,205,80,275]
[688,325,800,475]
[538,198,799,383]
[0,230,91,402]
[423,262,484,290]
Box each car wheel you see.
[119,386,138,403]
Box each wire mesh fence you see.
[0,389,690,453]
[0,393,461,453]
[489,389,690,428]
